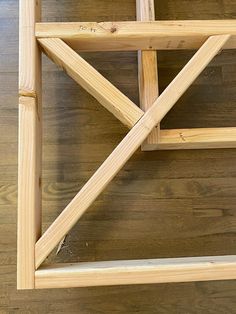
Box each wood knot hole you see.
[111,26,117,33]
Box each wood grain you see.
[35,35,229,269]
[35,256,236,288]
[146,127,236,150]
[19,0,41,96]
[38,38,143,128]
[18,0,42,289]
[136,0,160,149]
[36,20,236,51]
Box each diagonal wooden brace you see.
[35,34,230,268]
[38,38,143,128]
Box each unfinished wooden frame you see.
[18,0,236,290]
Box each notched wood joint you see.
[19,93,40,120]
[19,90,37,99]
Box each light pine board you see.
[18,0,42,289]
[36,20,236,51]
[136,0,160,149]
[146,127,236,150]
[35,256,236,289]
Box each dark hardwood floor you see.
[1,0,236,313]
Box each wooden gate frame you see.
[18,0,236,290]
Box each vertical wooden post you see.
[136,0,159,150]
[18,0,42,289]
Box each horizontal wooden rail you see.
[36,20,236,51]
[35,255,236,288]
[35,35,229,268]
[146,127,236,150]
